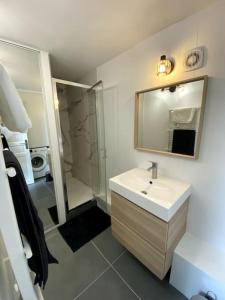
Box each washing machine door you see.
[31,153,47,172]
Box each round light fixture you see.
[157,55,174,76]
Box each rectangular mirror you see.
[135,76,208,159]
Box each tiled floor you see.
[28,179,57,230]
[43,227,187,300]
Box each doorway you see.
[0,40,58,231]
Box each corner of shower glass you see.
[87,81,108,213]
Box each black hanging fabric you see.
[3,149,58,288]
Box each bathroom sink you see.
[109,168,191,221]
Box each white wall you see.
[19,91,49,148]
[78,69,97,86]
[97,0,225,253]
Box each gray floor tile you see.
[29,179,57,229]
[113,251,187,300]
[38,208,55,230]
[45,228,59,241]
[77,268,138,300]
[92,228,125,263]
[44,181,55,195]
[29,180,52,202]
[45,230,73,260]
[33,195,56,210]
[43,234,109,300]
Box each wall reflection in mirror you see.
[135,77,208,158]
[0,41,58,229]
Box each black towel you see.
[3,149,58,288]
[172,129,196,156]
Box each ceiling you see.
[0,0,216,82]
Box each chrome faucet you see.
[147,161,158,179]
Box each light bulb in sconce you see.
[157,55,174,76]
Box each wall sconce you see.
[157,55,174,76]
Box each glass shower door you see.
[53,78,108,218]
[87,81,108,212]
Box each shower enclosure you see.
[52,79,107,218]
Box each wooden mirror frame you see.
[134,75,208,159]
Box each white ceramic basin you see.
[109,168,191,222]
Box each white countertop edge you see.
[109,179,191,222]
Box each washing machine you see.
[30,147,50,179]
[1,126,34,185]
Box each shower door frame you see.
[52,78,92,219]
[87,81,108,212]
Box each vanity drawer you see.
[111,192,168,252]
[112,216,165,279]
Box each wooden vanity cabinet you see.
[111,191,188,279]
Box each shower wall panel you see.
[67,87,92,186]
[58,86,73,174]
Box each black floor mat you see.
[48,199,96,225]
[51,205,111,252]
